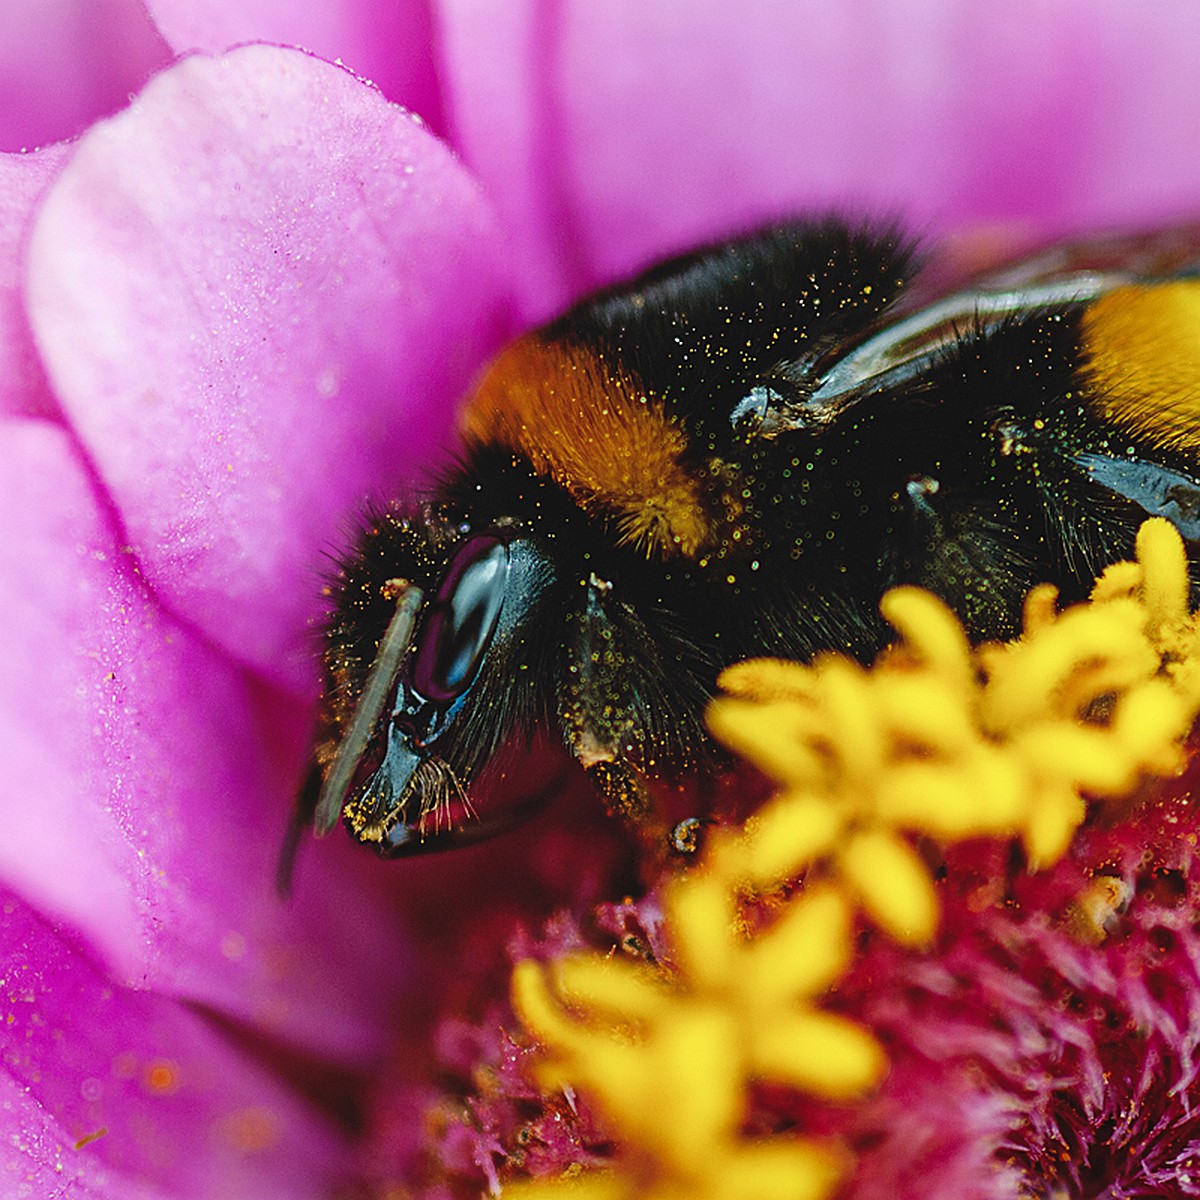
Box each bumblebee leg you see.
[580,752,691,870]
[669,815,710,856]
[582,757,653,827]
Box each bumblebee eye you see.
[412,537,510,703]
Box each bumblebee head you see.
[313,510,558,856]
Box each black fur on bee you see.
[303,216,1200,860]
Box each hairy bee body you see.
[310,219,1200,857]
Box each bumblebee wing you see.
[769,231,1200,638]
[966,221,1200,292]
[771,223,1200,438]
[1072,453,1200,541]
[798,273,1121,416]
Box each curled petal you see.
[740,793,843,886]
[439,1,1200,315]
[747,884,853,1002]
[145,0,445,130]
[0,419,415,1062]
[27,45,512,692]
[0,887,347,1199]
[710,1139,847,1200]
[0,146,68,417]
[841,829,939,947]
[0,0,169,151]
[707,697,825,786]
[749,1009,887,1100]
[666,870,738,989]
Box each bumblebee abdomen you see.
[1082,279,1200,454]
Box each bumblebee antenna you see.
[313,582,425,836]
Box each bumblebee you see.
[307,218,1200,858]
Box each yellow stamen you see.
[509,519,1200,1200]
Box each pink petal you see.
[0,0,170,151]
[27,45,512,693]
[146,0,445,132]
[437,0,1200,319]
[0,417,419,1064]
[0,146,68,417]
[0,888,347,1199]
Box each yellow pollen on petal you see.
[144,1060,180,1095]
[1067,873,1134,945]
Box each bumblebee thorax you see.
[462,334,739,559]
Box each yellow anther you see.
[511,521,1200,1200]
